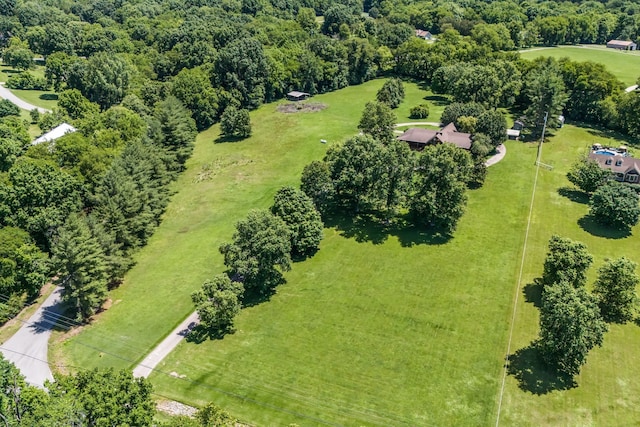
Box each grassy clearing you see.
[519,45,640,86]
[8,89,58,110]
[149,138,533,426]
[53,79,405,367]
[54,79,529,426]
[0,64,46,82]
[499,124,640,426]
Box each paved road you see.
[0,287,64,388]
[0,83,51,113]
[133,311,199,378]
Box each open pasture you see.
[520,45,640,86]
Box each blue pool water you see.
[594,150,616,156]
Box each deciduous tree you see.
[589,181,640,231]
[538,281,607,376]
[593,257,639,323]
[271,186,323,258]
[220,210,292,295]
[358,101,396,144]
[567,156,611,193]
[541,235,593,288]
[220,106,252,139]
[192,274,243,336]
[409,143,473,234]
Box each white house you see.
[32,122,77,145]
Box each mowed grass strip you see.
[519,45,640,86]
[147,143,536,425]
[500,125,640,426]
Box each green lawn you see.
[8,89,58,110]
[54,80,445,369]
[498,124,640,425]
[0,64,57,111]
[519,45,640,86]
[54,79,640,425]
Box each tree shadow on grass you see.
[584,125,640,148]
[39,93,58,101]
[578,215,631,239]
[323,211,451,247]
[523,279,543,308]
[558,187,589,205]
[186,323,233,344]
[423,94,449,106]
[507,344,576,395]
[214,135,249,144]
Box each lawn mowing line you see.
[154,352,425,426]
[494,140,544,427]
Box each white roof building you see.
[32,123,77,145]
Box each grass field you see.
[53,80,447,365]
[53,78,640,425]
[519,45,640,86]
[0,64,57,110]
[498,125,640,425]
[8,89,58,110]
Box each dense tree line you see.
[0,83,196,321]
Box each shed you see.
[606,40,637,51]
[507,129,520,140]
[32,123,77,145]
[415,30,433,40]
[286,91,310,101]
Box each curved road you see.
[0,83,51,113]
[0,287,64,388]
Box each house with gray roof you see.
[589,152,640,183]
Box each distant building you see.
[286,91,310,101]
[606,40,637,51]
[32,122,77,145]
[512,120,525,131]
[415,29,433,40]
[397,123,472,151]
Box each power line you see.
[494,111,549,426]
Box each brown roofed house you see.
[397,123,472,151]
[589,153,640,183]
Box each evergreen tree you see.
[376,78,405,108]
[51,215,108,321]
[155,96,197,171]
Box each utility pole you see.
[537,111,549,164]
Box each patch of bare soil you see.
[156,399,198,417]
[277,102,327,113]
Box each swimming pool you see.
[594,150,617,156]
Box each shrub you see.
[6,72,49,90]
[409,104,430,119]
